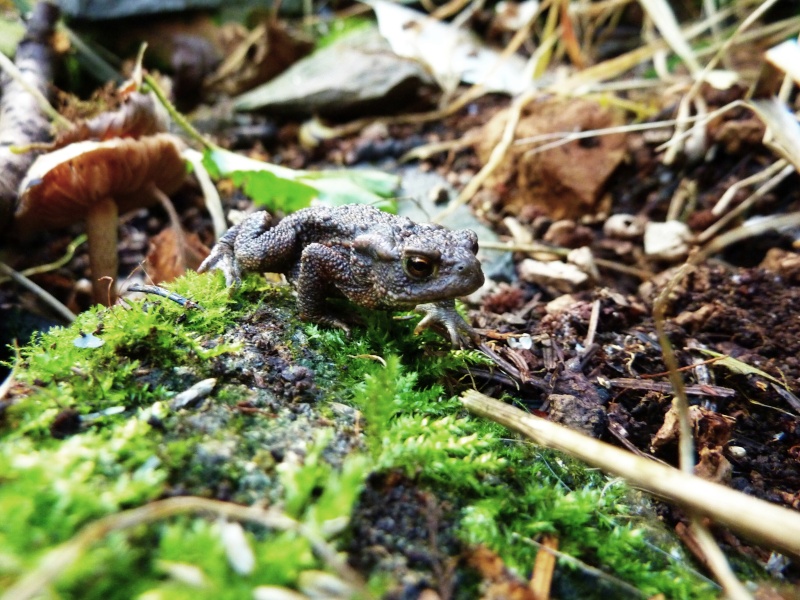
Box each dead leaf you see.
[696,349,786,388]
[695,445,732,483]
[52,92,167,149]
[205,20,314,97]
[146,227,209,284]
[476,98,626,220]
[466,546,537,600]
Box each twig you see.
[0,234,86,284]
[0,47,68,129]
[608,377,735,397]
[461,390,800,560]
[0,261,74,323]
[0,2,62,227]
[0,369,14,401]
[0,496,369,600]
[477,240,654,280]
[434,88,538,224]
[126,283,202,309]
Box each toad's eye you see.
[404,255,436,279]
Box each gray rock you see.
[59,0,221,19]
[234,27,434,118]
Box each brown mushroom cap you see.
[15,133,186,235]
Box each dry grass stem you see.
[430,0,473,20]
[697,211,800,262]
[711,159,789,216]
[529,535,558,599]
[697,163,796,244]
[461,390,800,560]
[435,88,538,223]
[662,0,783,163]
[399,134,479,163]
[638,0,701,74]
[514,532,663,598]
[0,262,75,324]
[651,262,696,474]
[514,118,694,148]
[183,149,227,240]
[689,516,753,600]
[478,241,654,279]
[1,496,367,600]
[583,299,600,350]
[553,6,734,94]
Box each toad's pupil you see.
[407,257,432,277]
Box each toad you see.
[198,204,485,346]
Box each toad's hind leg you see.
[231,211,299,274]
[295,243,354,333]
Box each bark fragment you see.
[0,2,59,230]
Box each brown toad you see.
[198,204,484,346]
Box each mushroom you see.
[14,133,186,305]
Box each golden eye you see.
[404,255,435,279]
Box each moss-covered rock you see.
[1,272,717,599]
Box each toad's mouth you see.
[386,262,485,306]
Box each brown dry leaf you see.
[146,227,209,284]
[476,97,626,220]
[52,92,167,149]
[204,20,314,97]
[760,248,800,283]
[651,403,733,483]
[695,445,732,484]
[650,402,681,454]
[466,546,536,600]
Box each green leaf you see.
[204,147,399,213]
[230,170,317,213]
[697,349,786,387]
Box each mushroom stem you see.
[86,198,119,305]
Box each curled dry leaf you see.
[146,227,209,285]
[51,92,168,150]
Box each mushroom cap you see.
[15,133,186,234]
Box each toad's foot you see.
[298,305,353,337]
[197,223,243,288]
[413,300,480,348]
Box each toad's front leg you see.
[295,243,358,334]
[198,211,297,288]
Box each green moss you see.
[2,274,722,598]
[308,310,719,599]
